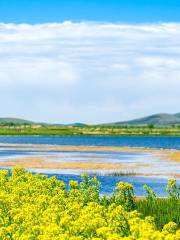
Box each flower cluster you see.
[0,168,179,239]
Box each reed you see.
[107,171,138,176]
[81,171,138,176]
[136,198,180,229]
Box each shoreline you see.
[0,143,180,160]
[0,143,179,178]
[0,133,180,137]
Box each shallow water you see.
[0,136,179,196]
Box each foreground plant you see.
[0,167,179,240]
[166,179,180,200]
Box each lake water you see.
[0,135,179,149]
[0,136,179,196]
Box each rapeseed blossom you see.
[0,167,179,239]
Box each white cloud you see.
[0,22,180,123]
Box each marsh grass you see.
[107,171,138,176]
[82,171,138,177]
[136,198,180,229]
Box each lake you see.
[0,135,179,149]
[0,136,179,196]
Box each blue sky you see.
[1,0,180,23]
[0,1,180,123]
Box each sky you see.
[1,0,180,23]
[0,1,180,124]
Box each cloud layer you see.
[0,22,180,123]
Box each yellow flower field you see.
[0,168,179,240]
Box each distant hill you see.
[0,118,87,127]
[175,113,180,118]
[0,118,34,125]
[1,113,180,126]
[106,113,180,126]
[66,123,87,127]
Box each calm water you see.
[54,174,170,197]
[0,136,179,196]
[0,136,179,149]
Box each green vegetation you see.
[137,180,180,229]
[0,113,180,136]
[0,168,179,239]
[137,198,180,230]
[0,124,180,136]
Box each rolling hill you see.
[107,113,180,126]
[0,113,180,126]
[0,118,34,125]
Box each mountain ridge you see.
[0,113,180,126]
[106,113,180,126]
[0,118,34,125]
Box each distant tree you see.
[8,122,16,127]
[148,124,154,129]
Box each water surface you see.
[0,136,179,196]
[0,136,179,149]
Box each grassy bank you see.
[0,124,180,136]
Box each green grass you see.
[0,124,180,136]
[136,198,180,229]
